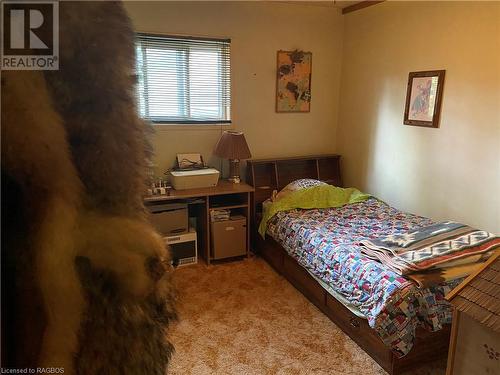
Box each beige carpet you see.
[167,256,446,375]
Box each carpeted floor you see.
[167,256,446,375]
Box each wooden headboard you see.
[246,154,342,215]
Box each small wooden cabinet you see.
[144,181,254,264]
[211,216,247,260]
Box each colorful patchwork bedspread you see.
[266,197,463,357]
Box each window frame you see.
[135,32,232,126]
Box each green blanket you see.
[258,185,371,237]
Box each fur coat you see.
[1,2,177,373]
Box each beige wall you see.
[125,1,343,177]
[337,1,500,233]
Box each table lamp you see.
[213,131,252,183]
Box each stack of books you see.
[210,209,230,222]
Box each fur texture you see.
[1,2,176,373]
[45,1,149,217]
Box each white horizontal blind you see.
[135,33,231,124]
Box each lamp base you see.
[228,159,241,184]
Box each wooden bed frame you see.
[246,155,451,375]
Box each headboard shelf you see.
[246,154,340,164]
[246,154,342,215]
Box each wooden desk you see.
[144,181,254,265]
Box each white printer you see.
[169,168,220,190]
[168,153,220,190]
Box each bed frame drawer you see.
[283,256,325,307]
[254,234,284,273]
[393,326,450,374]
[325,294,393,371]
[253,234,451,375]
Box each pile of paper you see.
[210,209,230,222]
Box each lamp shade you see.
[213,131,252,160]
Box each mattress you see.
[266,197,463,357]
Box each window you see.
[135,34,231,124]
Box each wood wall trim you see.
[342,1,385,15]
[446,309,460,375]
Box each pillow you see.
[272,178,327,202]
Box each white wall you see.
[337,1,500,233]
[125,1,344,177]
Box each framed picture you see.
[403,70,445,128]
[276,50,312,113]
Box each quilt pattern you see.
[266,197,463,357]
[360,221,499,274]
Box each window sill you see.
[151,123,234,131]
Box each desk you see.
[144,181,254,264]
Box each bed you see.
[246,155,454,375]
